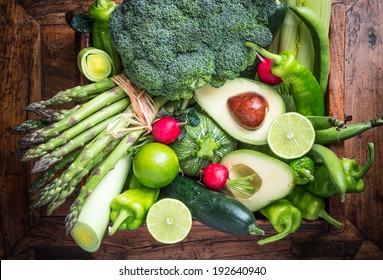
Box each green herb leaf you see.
[70,12,94,33]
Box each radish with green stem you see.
[257,55,282,86]
[202,163,256,197]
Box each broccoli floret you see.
[109,0,276,100]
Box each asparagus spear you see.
[29,149,82,192]
[64,95,169,233]
[32,105,80,122]
[65,129,143,233]
[10,120,49,134]
[32,106,135,209]
[26,79,116,110]
[22,97,130,161]
[31,116,115,172]
[19,86,126,146]
[46,139,120,215]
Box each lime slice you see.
[267,112,315,160]
[146,198,192,244]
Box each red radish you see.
[202,163,229,190]
[202,163,256,197]
[257,56,282,86]
[151,116,181,144]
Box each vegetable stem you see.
[107,209,134,236]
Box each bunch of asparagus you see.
[12,76,165,234]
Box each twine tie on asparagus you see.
[108,74,158,138]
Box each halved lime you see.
[146,198,192,244]
[267,112,315,159]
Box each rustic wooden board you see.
[0,0,41,257]
[1,0,383,259]
[4,217,362,260]
[343,0,383,253]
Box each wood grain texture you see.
[343,0,383,252]
[327,3,348,233]
[1,0,383,259]
[0,0,40,257]
[4,217,362,260]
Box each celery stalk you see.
[278,0,301,54]
[70,153,132,253]
[320,0,333,35]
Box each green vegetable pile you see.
[108,0,277,100]
[10,0,383,252]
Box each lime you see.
[146,198,192,244]
[133,142,179,188]
[267,112,315,159]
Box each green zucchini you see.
[161,175,265,236]
[170,110,237,177]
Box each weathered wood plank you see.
[4,217,361,260]
[343,0,383,252]
[327,3,347,232]
[2,0,383,259]
[0,0,41,257]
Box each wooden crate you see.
[1,0,382,260]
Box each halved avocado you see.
[220,149,296,212]
[194,78,285,145]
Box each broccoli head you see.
[109,0,276,100]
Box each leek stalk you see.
[70,152,132,253]
[78,47,114,82]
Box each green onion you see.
[70,152,132,253]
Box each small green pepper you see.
[290,156,315,185]
[87,0,121,75]
[258,198,302,245]
[307,144,348,202]
[305,142,375,196]
[247,43,325,116]
[108,175,159,235]
[287,185,343,228]
[342,142,375,193]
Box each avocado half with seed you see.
[220,149,296,212]
[194,78,286,145]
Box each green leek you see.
[70,152,132,253]
[77,47,114,82]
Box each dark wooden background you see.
[1,0,382,259]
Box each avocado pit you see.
[227,92,269,130]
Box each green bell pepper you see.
[290,156,315,185]
[258,198,302,245]
[304,142,375,197]
[108,175,159,235]
[88,0,121,76]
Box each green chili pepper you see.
[290,156,315,185]
[258,198,302,245]
[305,143,375,196]
[315,117,383,145]
[88,0,121,75]
[108,175,159,235]
[287,185,343,228]
[307,144,348,202]
[306,115,346,131]
[247,43,325,116]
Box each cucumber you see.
[160,175,265,236]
